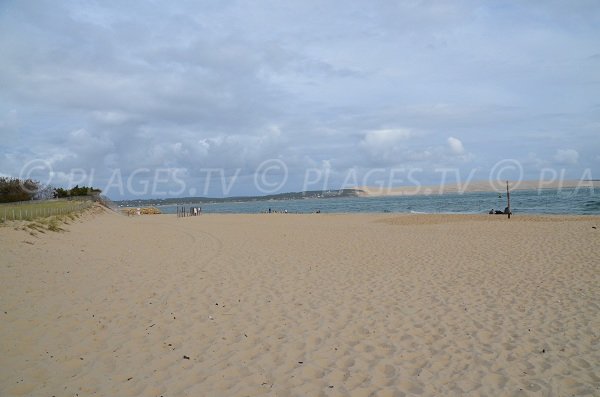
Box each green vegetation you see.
[0,177,101,223]
[54,185,102,198]
[0,177,39,203]
[18,213,81,235]
[23,216,63,234]
[1,177,101,203]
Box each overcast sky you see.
[1,1,599,198]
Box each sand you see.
[1,208,599,396]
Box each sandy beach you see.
[1,208,599,396]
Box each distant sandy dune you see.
[357,179,599,197]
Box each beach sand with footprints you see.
[1,207,599,396]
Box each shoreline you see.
[113,182,600,217]
[152,212,600,219]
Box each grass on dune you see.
[0,199,94,236]
[0,199,92,222]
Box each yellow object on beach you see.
[124,207,161,215]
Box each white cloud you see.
[447,136,465,155]
[0,1,599,197]
[360,128,413,164]
[362,128,412,147]
[553,149,579,165]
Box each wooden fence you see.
[0,200,93,222]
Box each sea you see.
[155,187,600,215]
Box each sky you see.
[1,0,599,198]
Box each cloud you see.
[447,137,465,155]
[0,1,599,197]
[360,128,413,164]
[362,128,412,147]
[0,109,20,141]
[553,149,579,165]
[91,111,139,126]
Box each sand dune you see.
[357,179,599,196]
[1,208,599,396]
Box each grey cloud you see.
[1,1,599,197]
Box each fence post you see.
[506,180,511,219]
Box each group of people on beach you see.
[176,205,202,218]
[265,208,288,214]
[263,208,321,214]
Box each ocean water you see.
[156,187,599,215]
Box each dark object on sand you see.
[490,208,512,215]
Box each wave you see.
[583,200,600,212]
